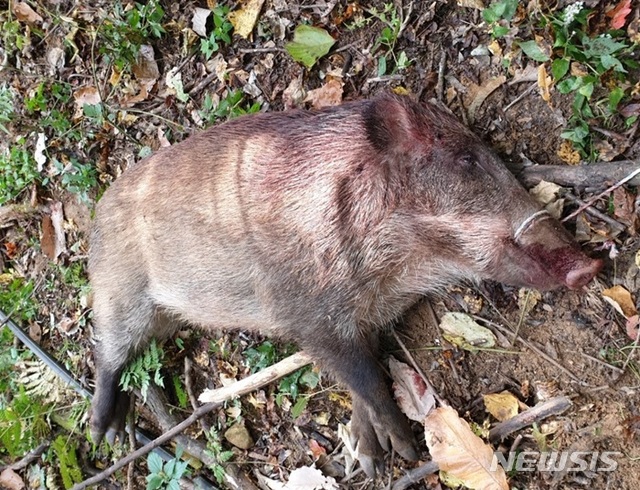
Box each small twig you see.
[504,82,536,112]
[184,357,210,433]
[199,351,312,403]
[391,461,439,490]
[621,332,640,373]
[562,192,626,233]
[579,351,624,374]
[562,166,640,222]
[474,316,586,385]
[489,396,572,443]
[74,353,309,489]
[435,50,447,102]
[392,331,447,406]
[0,442,49,472]
[126,395,137,490]
[238,47,285,54]
[71,401,222,490]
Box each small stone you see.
[224,422,254,449]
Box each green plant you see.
[0,83,14,134]
[120,339,165,402]
[199,90,261,127]
[522,4,637,158]
[366,4,411,75]
[0,385,52,459]
[204,427,234,484]
[200,6,233,60]
[51,434,83,487]
[0,278,38,322]
[0,139,40,205]
[146,448,190,490]
[482,0,519,38]
[99,0,166,71]
[1,20,28,59]
[244,341,320,417]
[47,157,98,203]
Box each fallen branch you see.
[392,461,439,490]
[199,351,312,403]
[519,160,640,190]
[489,396,572,443]
[562,165,640,222]
[0,442,49,472]
[72,351,311,489]
[145,386,259,490]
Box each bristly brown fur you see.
[88,93,601,476]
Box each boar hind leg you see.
[89,292,171,445]
[303,334,418,477]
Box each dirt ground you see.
[1,0,639,489]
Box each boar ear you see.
[363,94,432,153]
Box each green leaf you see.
[556,76,580,94]
[285,25,336,69]
[147,452,164,474]
[492,25,509,37]
[609,87,625,111]
[519,40,550,62]
[551,58,570,80]
[291,396,309,418]
[600,54,625,73]
[583,36,627,58]
[578,82,594,99]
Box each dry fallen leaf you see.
[529,180,561,206]
[424,406,509,490]
[304,78,344,109]
[389,357,436,422]
[34,132,47,172]
[285,465,339,489]
[192,7,210,37]
[537,64,552,104]
[457,0,485,8]
[466,76,506,123]
[483,391,519,422]
[602,285,637,318]
[0,468,26,490]
[73,86,101,119]
[607,0,632,29]
[439,312,496,351]
[229,0,266,39]
[13,2,43,24]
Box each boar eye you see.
[457,153,477,168]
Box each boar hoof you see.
[350,397,417,478]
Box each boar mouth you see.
[502,210,602,291]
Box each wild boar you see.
[88,93,601,477]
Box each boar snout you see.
[512,210,602,290]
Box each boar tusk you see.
[514,210,553,242]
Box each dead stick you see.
[562,192,626,232]
[72,352,311,489]
[392,461,439,490]
[0,442,49,472]
[562,166,640,222]
[474,316,585,385]
[489,396,572,443]
[199,351,311,403]
[518,160,640,190]
[71,402,222,490]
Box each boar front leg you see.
[301,332,418,477]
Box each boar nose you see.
[564,258,602,289]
